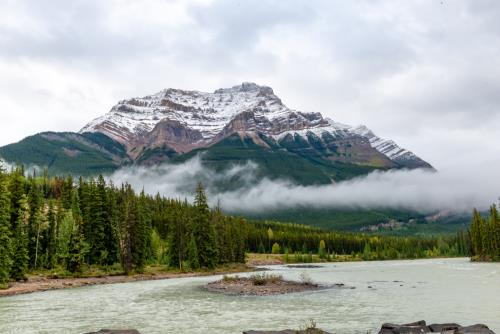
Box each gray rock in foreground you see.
[379,321,496,334]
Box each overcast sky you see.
[1,0,499,171]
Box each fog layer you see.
[109,156,500,214]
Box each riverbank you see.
[0,263,251,298]
[0,254,465,298]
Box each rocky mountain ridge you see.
[80,82,431,169]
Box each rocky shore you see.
[378,320,496,334]
[84,321,497,334]
[0,265,251,298]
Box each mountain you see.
[0,132,130,175]
[1,82,431,183]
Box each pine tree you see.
[0,172,13,286]
[168,203,187,270]
[46,201,57,268]
[27,178,43,268]
[131,190,151,272]
[257,241,265,254]
[192,184,218,268]
[104,184,119,265]
[118,184,136,274]
[33,206,48,269]
[187,234,200,270]
[91,176,108,265]
[488,205,500,259]
[60,176,73,210]
[470,209,484,256]
[66,227,89,273]
[8,167,25,230]
[10,195,30,280]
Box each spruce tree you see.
[10,195,30,280]
[33,206,47,269]
[91,176,108,265]
[8,167,25,229]
[470,209,484,256]
[45,201,58,268]
[131,190,151,272]
[193,184,218,268]
[187,234,200,270]
[488,205,500,259]
[67,226,89,273]
[0,172,12,286]
[27,178,43,268]
[168,203,187,270]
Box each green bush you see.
[249,273,283,286]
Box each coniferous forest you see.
[468,205,500,261]
[0,165,472,288]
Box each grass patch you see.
[249,273,283,286]
[222,275,240,282]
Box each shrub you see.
[222,275,239,282]
[272,242,281,254]
[249,273,282,286]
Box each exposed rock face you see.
[378,321,496,334]
[80,82,432,169]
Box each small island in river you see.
[204,273,339,296]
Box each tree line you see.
[247,221,468,261]
[0,166,246,287]
[468,204,500,261]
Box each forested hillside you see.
[0,166,245,287]
[0,164,468,288]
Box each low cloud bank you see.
[109,156,500,214]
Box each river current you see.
[0,258,498,334]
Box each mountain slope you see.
[0,132,129,175]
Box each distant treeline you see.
[0,165,470,288]
[468,205,500,261]
[247,221,468,261]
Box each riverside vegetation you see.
[468,205,500,261]
[0,165,475,289]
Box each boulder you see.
[429,324,462,332]
[380,320,430,334]
[456,324,495,334]
[378,322,496,334]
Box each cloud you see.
[1,0,500,175]
[109,156,500,214]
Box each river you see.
[0,258,498,334]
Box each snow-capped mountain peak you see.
[80,83,431,168]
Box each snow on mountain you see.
[80,82,428,166]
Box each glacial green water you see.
[0,258,498,334]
